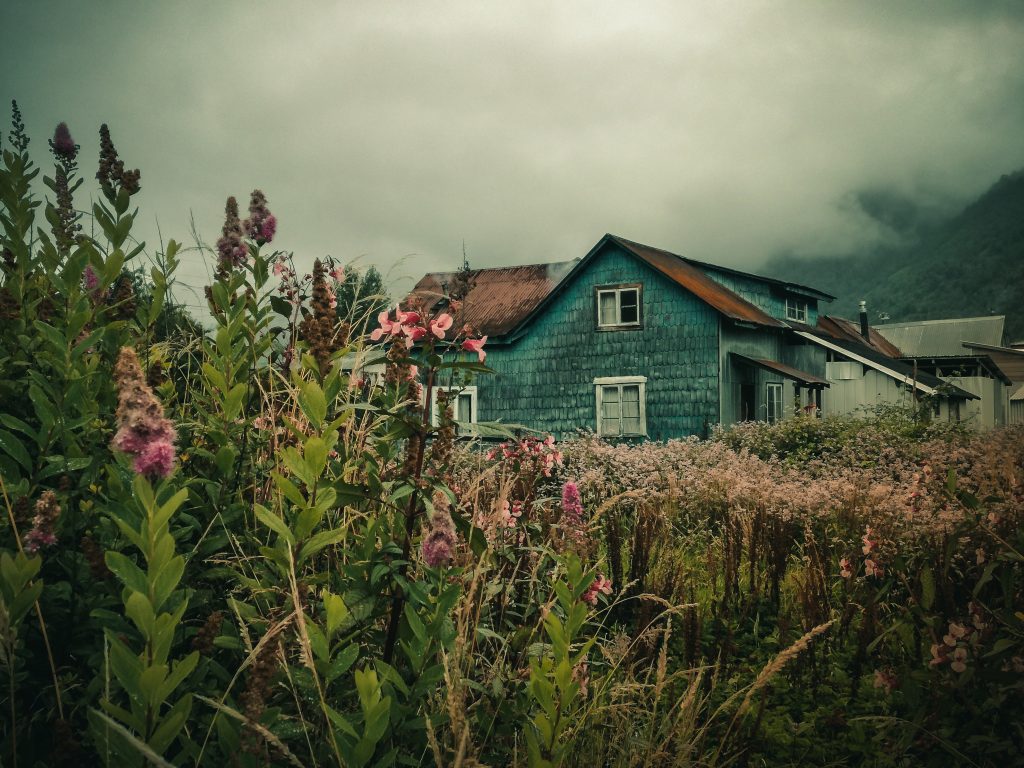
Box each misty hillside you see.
[769,170,1024,344]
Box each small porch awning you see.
[731,353,830,388]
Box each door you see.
[740,383,756,421]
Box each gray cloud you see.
[4,0,1024,309]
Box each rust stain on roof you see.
[608,236,787,328]
[817,315,903,357]
[408,261,577,337]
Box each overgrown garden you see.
[1,104,1022,767]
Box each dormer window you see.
[785,297,808,322]
[596,284,642,329]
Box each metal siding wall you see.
[476,242,721,439]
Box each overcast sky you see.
[4,1,1024,311]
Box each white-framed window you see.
[765,382,783,424]
[595,376,647,436]
[785,297,808,322]
[596,284,642,328]
[431,386,478,428]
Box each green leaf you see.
[304,436,328,478]
[151,555,185,612]
[298,527,347,565]
[0,429,31,470]
[324,591,349,638]
[254,504,296,545]
[147,693,192,755]
[920,566,935,611]
[125,592,156,640]
[105,552,148,595]
[298,381,327,426]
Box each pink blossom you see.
[873,668,898,694]
[429,313,453,339]
[330,265,345,282]
[421,511,458,567]
[839,557,852,578]
[370,309,396,341]
[861,526,877,555]
[864,558,883,579]
[462,336,487,363]
[582,575,613,605]
[133,441,176,479]
[951,646,968,673]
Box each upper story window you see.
[785,297,808,323]
[595,376,647,436]
[596,284,642,329]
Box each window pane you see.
[456,393,472,423]
[599,292,617,325]
[621,416,641,434]
[619,289,639,323]
[621,385,640,419]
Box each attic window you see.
[596,284,642,329]
[595,376,647,437]
[785,298,808,322]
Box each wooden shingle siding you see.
[475,241,721,439]
[698,266,819,326]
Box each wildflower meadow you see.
[1,105,1022,767]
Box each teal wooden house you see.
[409,234,838,440]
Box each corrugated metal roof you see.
[408,261,577,337]
[876,316,1005,356]
[731,353,830,386]
[1011,383,1024,402]
[609,236,787,328]
[817,315,903,357]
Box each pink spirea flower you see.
[112,347,177,481]
[134,440,176,479]
[50,122,77,160]
[462,336,487,363]
[24,491,61,553]
[422,511,458,567]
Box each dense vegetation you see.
[2,105,1023,767]
[770,169,1024,341]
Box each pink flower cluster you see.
[582,574,613,606]
[370,308,487,360]
[422,510,458,567]
[24,491,61,553]
[486,435,562,477]
[930,605,988,674]
[112,347,177,480]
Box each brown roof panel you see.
[608,236,787,328]
[731,353,830,387]
[817,315,903,357]
[407,261,577,337]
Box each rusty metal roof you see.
[817,315,903,357]
[731,353,830,387]
[407,261,578,337]
[607,236,787,328]
[405,234,802,339]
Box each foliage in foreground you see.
[1,104,1022,767]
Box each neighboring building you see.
[406,234,975,439]
[875,316,1015,429]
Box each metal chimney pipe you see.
[859,300,870,341]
